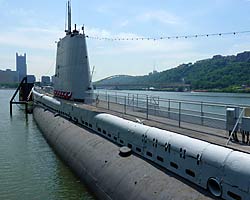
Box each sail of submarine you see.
[32,1,250,200]
[53,1,93,102]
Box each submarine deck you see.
[71,100,250,154]
[34,106,216,200]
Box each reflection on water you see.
[0,90,94,200]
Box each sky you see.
[0,0,250,81]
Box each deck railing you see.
[86,90,249,131]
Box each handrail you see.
[87,90,250,133]
[226,108,245,145]
[93,90,250,108]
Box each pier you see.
[10,77,28,115]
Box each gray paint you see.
[33,91,250,200]
[54,24,92,101]
[32,2,249,199]
[33,106,214,200]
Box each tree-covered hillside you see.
[95,51,250,92]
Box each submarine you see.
[32,1,250,200]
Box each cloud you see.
[85,26,201,80]
[0,0,5,5]
[7,7,35,17]
[85,26,193,56]
[95,5,113,15]
[0,25,61,78]
[120,20,129,27]
[0,26,62,50]
[85,27,112,38]
[136,10,180,25]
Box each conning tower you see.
[54,1,92,102]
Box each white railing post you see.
[124,96,126,114]
[146,95,149,119]
[226,108,245,145]
[179,102,181,127]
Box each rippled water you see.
[0,90,95,200]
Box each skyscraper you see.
[16,53,27,82]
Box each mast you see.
[65,0,72,34]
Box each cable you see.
[85,30,250,41]
[44,61,55,76]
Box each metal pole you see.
[10,102,12,115]
[95,94,98,107]
[108,94,110,110]
[168,99,170,118]
[226,108,245,145]
[146,95,149,119]
[132,94,134,111]
[201,102,204,125]
[137,94,139,108]
[179,102,181,127]
[124,96,126,114]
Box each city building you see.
[27,75,36,83]
[16,53,27,82]
[0,69,18,84]
[41,76,51,86]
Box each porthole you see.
[157,156,164,162]
[170,162,178,169]
[227,191,241,200]
[185,169,195,177]
[146,151,153,157]
[136,147,141,152]
[103,130,106,135]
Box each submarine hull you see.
[33,106,213,200]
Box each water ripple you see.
[0,90,94,200]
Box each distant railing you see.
[85,90,249,132]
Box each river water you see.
[100,90,250,106]
[0,90,95,200]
